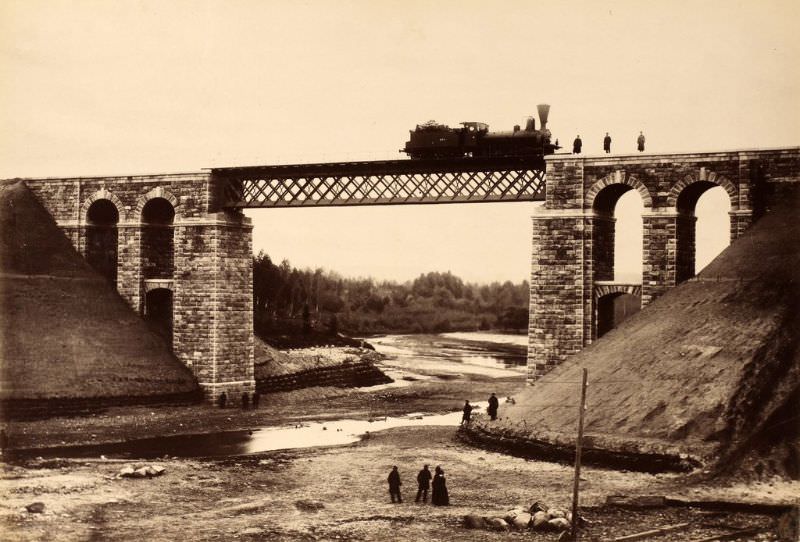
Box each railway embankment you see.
[463,183,800,479]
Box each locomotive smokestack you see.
[537,104,550,131]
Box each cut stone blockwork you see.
[528,147,800,382]
[21,172,255,401]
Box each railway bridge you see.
[17,147,800,399]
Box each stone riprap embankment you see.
[254,340,392,393]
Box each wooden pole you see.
[570,368,588,541]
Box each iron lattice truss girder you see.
[213,157,547,208]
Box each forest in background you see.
[253,251,529,338]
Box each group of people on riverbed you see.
[460,393,500,425]
[387,464,449,506]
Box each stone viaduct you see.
[15,146,799,399]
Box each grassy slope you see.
[0,180,198,400]
[495,184,800,474]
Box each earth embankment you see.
[465,183,800,478]
[0,180,200,418]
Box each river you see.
[21,332,527,459]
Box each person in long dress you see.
[431,465,449,506]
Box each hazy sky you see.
[2,1,798,282]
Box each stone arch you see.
[134,187,180,221]
[667,170,738,211]
[81,188,126,223]
[585,170,653,211]
[593,282,642,302]
[593,283,642,339]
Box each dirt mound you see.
[0,180,199,415]
[479,184,800,478]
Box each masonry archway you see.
[141,197,175,279]
[144,287,173,346]
[673,179,734,281]
[589,179,648,283]
[86,199,119,283]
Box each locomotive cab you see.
[460,122,489,155]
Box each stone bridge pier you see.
[24,172,254,402]
[527,147,800,381]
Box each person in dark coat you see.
[637,131,646,152]
[431,465,449,506]
[218,392,227,409]
[251,392,260,409]
[461,400,473,426]
[487,393,499,421]
[572,135,582,154]
[241,392,249,409]
[387,466,402,503]
[415,464,432,503]
[603,132,612,153]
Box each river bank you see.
[2,425,796,542]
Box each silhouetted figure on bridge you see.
[388,466,402,503]
[637,131,646,152]
[252,392,260,409]
[218,392,227,409]
[572,135,582,154]
[241,392,249,409]
[603,133,612,153]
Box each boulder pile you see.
[463,501,576,534]
[118,464,166,479]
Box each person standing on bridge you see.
[603,132,612,153]
[637,131,646,152]
[387,466,403,503]
[572,135,582,154]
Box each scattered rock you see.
[532,511,549,528]
[119,466,135,477]
[547,517,570,531]
[240,527,263,535]
[511,512,532,530]
[26,502,45,514]
[486,517,510,531]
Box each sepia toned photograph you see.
[1,1,798,540]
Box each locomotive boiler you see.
[401,104,560,159]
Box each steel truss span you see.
[214,157,547,208]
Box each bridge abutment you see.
[528,148,800,383]
[22,174,256,403]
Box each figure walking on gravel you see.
[431,466,449,506]
[461,400,473,426]
[415,464,432,503]
[387,466,402,503]
[487,393,499,421]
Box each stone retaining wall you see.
[256,360,391,393]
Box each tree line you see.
[253,251,529,336]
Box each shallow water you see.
[19,332,524,459]
[19,404,489,460]
[368,332,527,379]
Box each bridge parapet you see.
[527,146,800,382]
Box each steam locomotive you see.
[401,104,559,159]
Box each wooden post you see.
[570,368,588,541]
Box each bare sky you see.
[2,1,798,282]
